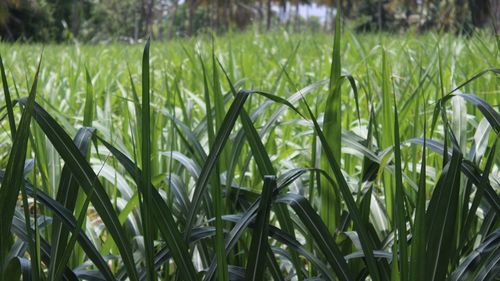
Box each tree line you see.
[1,0,499,42]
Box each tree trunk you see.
[258,0,264,31]
[168,0,179,39]
[343,0,352,18]
[378,0,383,31]
[266,0,272,30]
[146,0,154,35]
[188,0,195,36]
[134,14,139,41]
[140,0,146,35]
[469,0,490,28]
[454,0,469,31]
[492,0,500,31]
[324,6,328,31]
[224,0,230,31]
[281,0,288,29]
[330,6,335,31]
[214,0,218,31]
[71,0,81,37]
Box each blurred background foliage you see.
[0,0,499,42]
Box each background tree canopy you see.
[1,0,499,42]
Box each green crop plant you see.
[0,7,499,281]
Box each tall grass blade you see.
[217,61,303,280]
[381,48,395,220]
[140,38,156,281]
[128,67,142,156]
[19,157,39,281]
[208,57,229,281]
[184,90,249,236]
[83,68,94,127]
[302,97,388,281]
[409,109,427,281]
[448,68,500,95]
[0,56,41,279]
[392,96,408,281]
[246,176,275,281]
[1,172,115,280]
[98,137,198,281]
[10,213,79,281]
[275,193,351,281]
[222,214,335,280]
[211,41,229,171]
[449,189,499,279]
[0,55,16,138]
[48,127,95,281]
[203,199,259,281]
[442,93,499,133]
[321,0,342,232]
[16,99,140,281]
[460,135,498,254]
[405,140,500,214]
[425,144,462,281]
[53,194,93,281]
[147,227,215,277]
[265,246,286,281]
[200,56,215,147]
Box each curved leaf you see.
[16,99,139,281]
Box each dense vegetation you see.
[1,0,499,41]
[0,24,499,280]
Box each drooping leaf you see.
[16,99,140,281]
